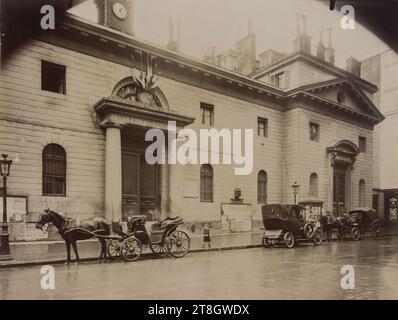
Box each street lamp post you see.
[0,154,13,261]
[291,181,300,205]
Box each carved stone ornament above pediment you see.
[111,54,169,109]
[112,78,166,109]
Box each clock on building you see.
[100,0,133,34]
[112,2,128,20]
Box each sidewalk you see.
[0,231,264,268]
[1,225,398,268]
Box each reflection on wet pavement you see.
[1,237,398,299]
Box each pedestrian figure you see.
[202,224,211,248]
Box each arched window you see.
[43,144,66,196]
[257,170,267,204]
[309,173,319,197]
[200,164,213,202]
[359,179,366,206]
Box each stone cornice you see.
[94,97,195,129]
[58,14,284,98]
[35,13,383,127]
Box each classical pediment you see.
[302,78,384,121]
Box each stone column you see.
[345,166,352,211]
[166,128,178,218]
[104,123,123,222]
[328,153,334,213]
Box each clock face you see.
[112,2,128,20]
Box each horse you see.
[35,209,111,264]
[320,214,345,242]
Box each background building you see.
[362,49,398,223]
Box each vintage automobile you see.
[342,207,383,241]
[261,204,322,248]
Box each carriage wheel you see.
[371,223,383,239]
[106,239,123,260]
[283,231,295,248]
[151,243,169,257]
[121,237,142,262]
[312,229,322,246]
[351,227,360,241]
[168,230,190,258]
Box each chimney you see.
[248,19,253,35]
[296,13,301,35]
[235,20,256,75]
[325,28,335,65]
[316,30,326,61]
[293,14,311,54]
[301,14,307,34]
[166,17,180,52]
[177,20,180,46]
[211,46,216,64]
[346,56,361,77]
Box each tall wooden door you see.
[333,166,346,215]
[122,152,160,221]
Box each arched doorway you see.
[327,140,360,215]
[94,73,194,222]
[112,77,171,221]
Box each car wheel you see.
[351,227,360,241]
[312,229,322,246]
[304,222,314,238]
[371,223,383,239]
[283,231,295,248]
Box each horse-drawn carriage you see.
[35,209,190,263]
[108,215,190,261]
[261,203,322,248]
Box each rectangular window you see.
[41,61,66,94]
[284,70,290,88]
[257,117,268,137]
[200,103,214,126]
[309,122,320,142]
[200,165,213,202]
[274,72,284,87]
[359,136,366,153]
[372,194,379,211]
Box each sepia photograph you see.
[0,0,398,307]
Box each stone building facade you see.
[362,49,398,222]
[0,1,384,240]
